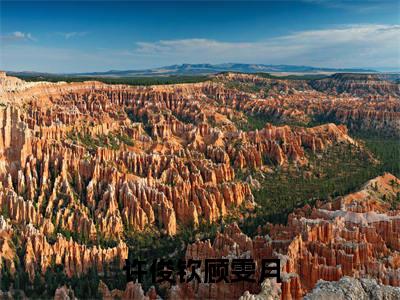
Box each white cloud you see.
[130,24,400,69]
[1,24,399,72]
[1,31,36,42]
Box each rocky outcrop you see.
[239,279,281,300]
[98,280,158,300]
[304,276,400,300]
[54,286,77,300]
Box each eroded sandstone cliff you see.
[0,72,398,299]
[170,173,400,299]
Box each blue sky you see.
[1,0,399,72]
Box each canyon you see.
[172,173,400,299]
[0,71,398,299]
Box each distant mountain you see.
[6,64,379,78]
[71,63,377,77]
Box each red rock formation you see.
[216,73,400,136]
[171,174,400,299]
[0,74,356,245]
[310,73,400,97]
[0,73,397,298]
